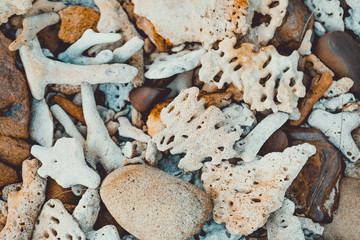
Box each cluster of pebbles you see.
[0,0,359,239]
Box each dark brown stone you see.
[0,32,30,139]
[94,201,127,237]
[259,129,289,156]
[0,135,31,167]
[315,31,360,97]
[0,161,19,188]
[46,178,80,205]
[271,0,314,53]
[285,127,345,223]
[129,87,171,113]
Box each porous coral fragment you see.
[201,143,316,235]
[199,37,305,113]
[0,0,33,24]
[345,0,360,39]
[153,87,243,171]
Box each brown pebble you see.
[38,23,66,55]
[290,72,333,126]
[53,95,85,124]
[259,129,288,156]
[129,86,171,113]
[286,127,344,223]
[50,84,81,95]
[46,178,79,205]
[315,31,360,97]
[94,201,127,237]
[0,162,18,188]
[323,177,360,239]
[0,135,31,167]
[0,32,30,139]
[58,6,100,43]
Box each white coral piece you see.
[31,137,101,188]
[82,84,126,173]
[245,0,288,46]
[118,117,151,142]
[86,225,121,240]
[267,199,305,240]
[308,109,360,162]
[201,143,316,235]
[113,36,144,63]
[313,93,356,112]
[145,49,206,79]
[19,36,137,100]
[235,112,289,162]
[153,87,242,171]
[58,29,121,65]
[304,0,344,36]
[199,37,305,113]
[95,0,123,33]
[0,0,32,24]
[32,199,86,240]
[29,99,54,147]
[323,77,354,98]
[345,0,360,39]
[98,82,133,112]
[73,189,100,233]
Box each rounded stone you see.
[100,164,213,240]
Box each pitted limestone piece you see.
[0,0,32,24]
[58,29,121,65]
[267,199,305,240]
[323,77,354,98]
[82,84,125,173]
[145,49,206,79]
[98,82,133,112]
[118,117,151,143]
[245,0,289,46]
[9,13,59,51]
[202,143,316,235]
[199,37,305,113]
[304,0,344,35]
[32,199,86,240]
[221,103,256,137]
[87,225,121,240]
[19,36,137,100]
[29,99,54,147]
[132,0,250,48]
[345,0,360,39]
[192,217,243,240]
[153,87,241,171]
[50,104,86,147]
[31,137,101,188]
[0,159,46,239]
[235,112,289,162]
[308,109,360,162]
[73,189,100,233]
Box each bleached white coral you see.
[201,143,316,235]
[345,0,360,39]
[145,49,206,79]
[118,117,151,143]
[32,199,86,240]
[304,0,344,36]
[98,82,133,112]
[153,87,242,171]
[323,77,354,98]
[199,37,305,113]
[73,189,100,233]
[87,225,121,240]
[0,0,32,24]
[31,137,101,188]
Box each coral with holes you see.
[245,0,288,46]
[152,87,245,172]
[201,143,316,235]
[98,82,133,112]
[199,37,305,113]
[345,0,360,39]
[32,199,86,240]
[304,0,344,36]
[132,0,250,48]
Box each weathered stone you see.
[58,6,100,43]
[271,0,314,53]
[315,31,360,98]
[0,32,30,139]
[129,86,171,113]
[0,162,18,188]
[285,127,345,223]
[100,164,212,240]
[323,177,360,240]
[0,135,31,167]
[259,129,289,156]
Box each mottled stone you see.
[0,162,19,188]
[100,164,212,240]
[0,32,30,139]
[285,127,345,223]
[315,31,360,97]
[0,135,31,167]
[271,0,314,53]
[58,6,100,43]
[259,129,289,156]
[129,86,171,113]
[323,177,360,240]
